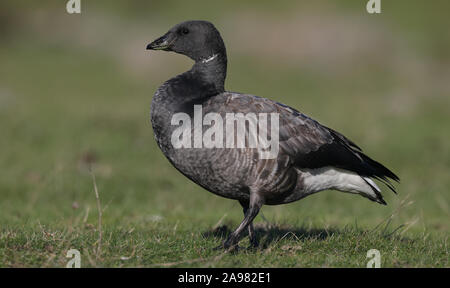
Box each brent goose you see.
[146,20,399,249]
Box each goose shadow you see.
[202,223,340,250]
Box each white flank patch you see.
[300,167,377,198]
[363,177,381,192]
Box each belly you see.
[161,144,253,201]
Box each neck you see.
[191,52,227,93]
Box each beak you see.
[146,32,173,51]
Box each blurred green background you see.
[0,0,449,267]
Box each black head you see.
[146,20,226,62]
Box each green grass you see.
[0,1,449,267]
[1,219,447,268]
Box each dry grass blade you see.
[212,213,227,230]
[90,168,103,260]
[370,194,414,234]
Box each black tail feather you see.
[358,152,399,194]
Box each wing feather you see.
[218,93,399,192]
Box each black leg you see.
[248,222,258,248]
[239,200,259,248]
[222,193,262,250]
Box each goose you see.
[146,20,399,249]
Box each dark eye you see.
[181,28,189,35]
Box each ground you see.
[0,1,448,267]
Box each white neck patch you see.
[201,54,218,64]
